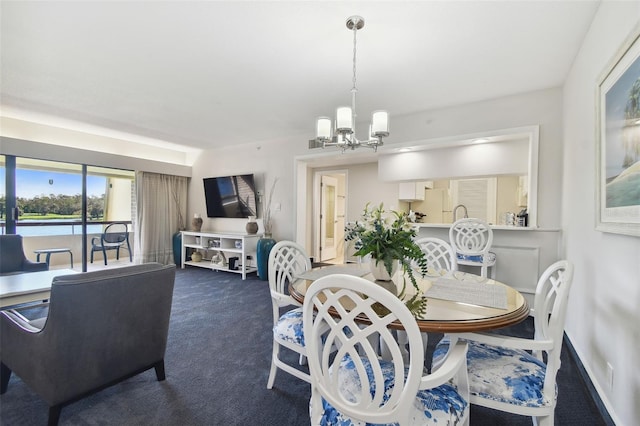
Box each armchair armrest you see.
[421,340,468,389]
[1,310,49,376]
[456,331,554,351]
[270,289,302,308]
[1,310,43,333]
[23,260,49,272]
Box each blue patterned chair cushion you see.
[273,307,305,346]
[433,337,553,408]
[456,251,496,263]
[317,355,468,426]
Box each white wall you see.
[1,117,198,168]
[1,136,191,177]
[389,88,563,229]
[310,162,403,221]
[563,2,640,424]
[378,139,529,181]
[345,163,402,218]
[188,139,309,240]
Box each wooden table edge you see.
[289,280,530,333]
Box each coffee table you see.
[0,269,76,308]
[34,248,74,268]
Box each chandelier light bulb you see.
[371,111,389,137]
[316,117,332,140]
[336,107,353,132]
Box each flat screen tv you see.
[203,174,258,218]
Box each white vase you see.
[191,251,203,262]
[370,259,398,281]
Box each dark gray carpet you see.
[1,267,611,425]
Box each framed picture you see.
[596,24,640,237]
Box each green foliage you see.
[345,203,429,317]
[14,194,105,219]
[20,213,84,220]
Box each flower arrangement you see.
[262,177,278,237]
[345,203,429,317]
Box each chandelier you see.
[311,16,389,152]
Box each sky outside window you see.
[13,169,106,199]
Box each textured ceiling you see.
[1,1,600,152]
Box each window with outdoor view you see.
[1,156,134,236]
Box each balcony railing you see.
[1,220,132,236]
[1,220,135,271]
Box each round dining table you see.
[289,263,529,333]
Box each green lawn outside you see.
[20,213,103,221]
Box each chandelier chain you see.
[351,22,358,122]
[352,23,357,92]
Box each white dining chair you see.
[304,273,470,426]
[432,260,574,426]
[389,237,459,363]
[449,218,496,279]
[415,236,458,276]
[266,240,312,388]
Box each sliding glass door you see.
[1,155,135,271]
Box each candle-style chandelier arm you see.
[311,16,389,153]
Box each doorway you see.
[313,171,347,264]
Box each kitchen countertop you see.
[414,223,561,232]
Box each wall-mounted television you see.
[203,174,258,218]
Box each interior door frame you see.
[319,175,338,261]
[312,169,348,264]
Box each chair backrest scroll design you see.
[303,274,424,425]
[415,237,458,276]
[533,260,574,397]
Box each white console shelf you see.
[181,231,260,280]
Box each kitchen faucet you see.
[453,204,468,221]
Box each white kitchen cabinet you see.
[398,181,433,201]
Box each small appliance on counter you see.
[517,208,528,227]
[228,257,240,270]
[500,212,516,226]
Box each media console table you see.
[181,231,260,280]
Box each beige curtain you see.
[134,171,188,265]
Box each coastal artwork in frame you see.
[596,25,640,237]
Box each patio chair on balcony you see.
[90,223,132,265]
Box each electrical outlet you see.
[606,362,614,389]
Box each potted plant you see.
[345,203,429,316]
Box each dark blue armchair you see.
[0,235,48,276]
